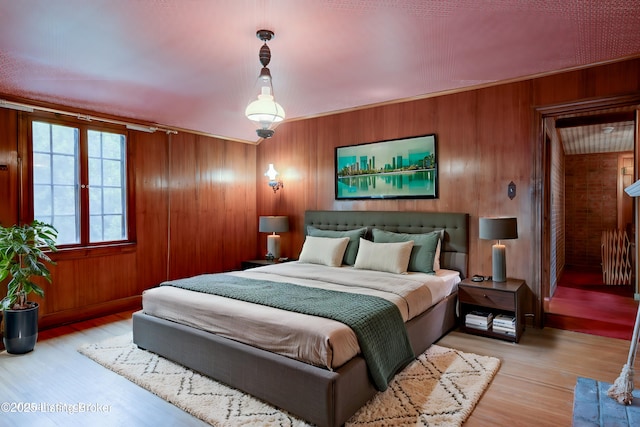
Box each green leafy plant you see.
[0,220,58,310]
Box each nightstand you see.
[241,259,294,270]
[241,259,276,269]
[458,278,526,342]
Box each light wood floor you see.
[0,311,208,427]
[1,311,636,426]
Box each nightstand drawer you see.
[459,287,515,311]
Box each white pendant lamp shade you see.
[245,86,285,124]
[245,29,285,139]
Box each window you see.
[31,119,129,247]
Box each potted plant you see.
[0,220,57,354]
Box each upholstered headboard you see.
[304,210,469,278]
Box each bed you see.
[132,210,469,427]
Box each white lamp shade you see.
[245,86,285,126]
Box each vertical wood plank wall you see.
[258,58,640,324]
[0,110,18,227]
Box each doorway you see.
[541,100,639,339]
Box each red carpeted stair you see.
[545,267,638,340]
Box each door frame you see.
[533,93,640,325]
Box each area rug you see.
[78,334,500,426]
[573,377,640,426]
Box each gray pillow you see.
[307,226,367,265]
[372,228,441,273]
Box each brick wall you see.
[565,153,618,267]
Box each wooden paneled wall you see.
[0,109,18,226]
[257,58,640,326]
[0,119,257,328]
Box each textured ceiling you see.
[559,121,635,156]
[556,107,637,155]
[1,0,640,143]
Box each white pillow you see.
[434,238,441,271]
[354,238,414,274]
[298,236,350,267]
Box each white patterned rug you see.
[79,334,499,426]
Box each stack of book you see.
[492,314,516,335]
[465,311,493,330]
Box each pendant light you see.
[245,29,285,139]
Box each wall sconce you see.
[265,163,283,193]
[479,217,518,282]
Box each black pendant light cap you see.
[256,29,274,42]
[257,129,275,139]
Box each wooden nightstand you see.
[241,259,294,270]
[458,278,526,342]
[241,259,276,269]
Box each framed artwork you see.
[335,134,438,200]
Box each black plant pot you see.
[2,303,39,354]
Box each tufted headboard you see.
[304,210,469,278]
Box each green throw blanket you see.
[161,274,415,390]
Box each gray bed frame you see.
[133,210,468,427]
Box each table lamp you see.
[259,216,289,260]
[479,217,518,282]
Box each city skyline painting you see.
[335,134,438,199]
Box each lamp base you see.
[266,234,281,259]
[492,244,507,282]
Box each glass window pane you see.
[101,133,124,159]
[33,121,80,247]
[103,188,122,214]
[88,130,101,157]
[103,159,122,186]
[32,122,50,152]
[90,215,103,242]
[52,154,76,185]
[88,130,126,243]
[53,215,79,245]
[33,153,51,184]
[33,185,52,216]
[51,125,77,155]
[89,158,102,186]
[53,186,77,216]
[89,187,103,215]
[103,215,124,240]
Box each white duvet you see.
[141,261,460,369]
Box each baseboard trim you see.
[38,296,142,331]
